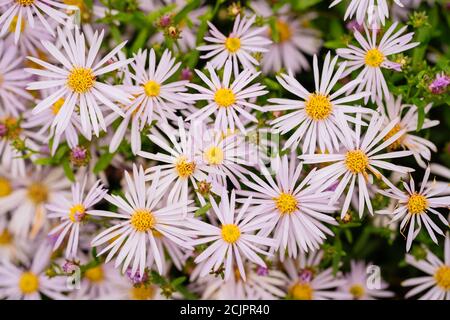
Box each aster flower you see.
[336,22,419,103]
[0,244,68,299]
[192,262,287,300]
[0,166,71,238]
[26,27,133,138]
[267,52,371,153]
[283,250,351,300]
[109,48,189,155]
[378,166,450,251]
[0,215,30,263]
[184,60,267,134]
[330,0,405,26]
[238,154,338,259]
[137,118,215,211]
[198,14,271,75]
[429,72,449,94]
[90,165,196,277]
[378,94,438,168]
[0,0,76,43]
[299,113,414,218]
[338,260,394,299]
[402,233,450,300]
[251,1,322,74]
[47,178,107,259]
[187,189,276,281]
[194,124,254,189]
[0,113,42,177]
[0,40,33,116]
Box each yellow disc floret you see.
[67,67,95,93]
[0,177,12,197]
[305,93,333,120]
[345,150,369,174]
[290,282,313,300]
[0,230,12,245]
[131,285,155,300]
[69,204,86,222]
[225,37,241,53]
[175,157,196,178]
[365,48,384,67]
[275,193,298,215]
[407,193,428,214]
[19,272,39,294]
[52,98,65,115]
[16,0,35,6]
[349,284,365,299]
[27,183,48,204]
[143,80,161,97]
[214,88,236,108]
[221,224,241,244]
[84,266,104,283]
[131,209,156,232]
[204,146,224,165]
[434,266,450,290]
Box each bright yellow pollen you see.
[18,272,39,294]
[434,266,450,290]
[305,93,333,120]
[204,146,224,165]
[275,193,298,215]
[0,178,12,197]
[274,20,292,42]
[84,266,104,283]
[27,183,48,204]
[290,283,313,300]
[143,80,161,97]
[345,150,369,174]
[16,0,35,6]
[51,98,65,115]
[407,193,428,214]
[349,284,365,299]
[175,157,196,178]
[221,224,241,244]
[130,209,156,232]
[131,285,155,300]
[225,37,241,53]
[0,230,12,245]
[67,67,95,93]
[214,88,236,108]
[365,48,384,67]
[69,204,86,222]
[9,16,26,33]
[384,124,404,151]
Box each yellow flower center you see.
[365,48,384,67]
[221,224,241,244]
[225,37,241,53]
[0,177,12,197]
[214,88,236,108]
[290,282,313,300]
[69,204,86,222]
[407,193,428,214]
[175,157,196,178]
[434,266,450,290]
[18,272,39,294]
[349,284,365,299]
[305,93,333,120]
[383,124,404,151]
[143,80,161,97]
[9,16,26,33]
[204,146,224,165]
[52,98,65,115]
[27,183,48,204]
[84,266,104,283]
[2,117,22,140]
[0,230,12,245]
[131,285,156,300]
[274,192,298,215]
[273,20,292,43]
[16,0,35,6]
[345,150,369,174]
[67,67,95,93]
[130,209,156,232]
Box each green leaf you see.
[34,157,54,166]
[94,152,115,174]
[290,0,323,10]
[62,159,75,182]
[195,203,211,217]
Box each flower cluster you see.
[0,0,448,301]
